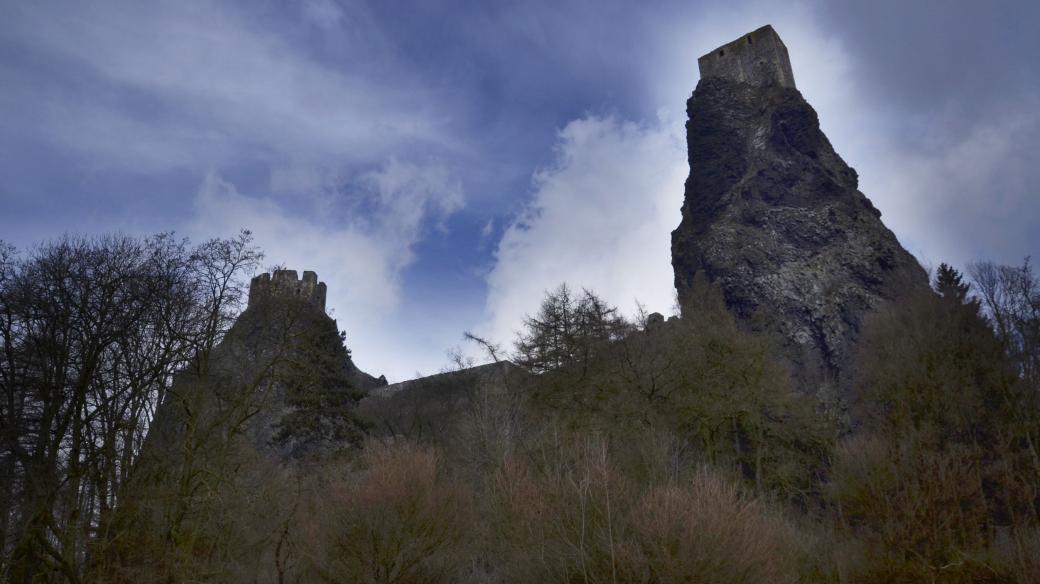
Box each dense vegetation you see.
[1,232,1038,582]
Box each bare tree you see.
[970,259,1040,483]
[0,231,262,583]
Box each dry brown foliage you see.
[487,435,807,583]
[298,442,476,583]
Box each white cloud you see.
[478,218,495,249]
[186,160,464,383]
[475,5,910,352]
[479,112,687,346]
[870,100,1040,268]
[301,0,346,30]
[5,1,454,178]
[358,159,465,245]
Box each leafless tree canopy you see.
[0,231,261,582]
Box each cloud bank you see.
[480,113,687,346]
[188,161,463,382]
[3,0,1038,379]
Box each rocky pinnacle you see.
[671,26,927,395]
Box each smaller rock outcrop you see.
[144,269,385,465]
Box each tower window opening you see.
[747,35,753,44]
[719,50,725,57]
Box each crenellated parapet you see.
[247,269,327,311]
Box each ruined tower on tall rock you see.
[671,25,927,395]
[244,269,385,392]
[144,269,386,464]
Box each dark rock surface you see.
[671,31,927,395]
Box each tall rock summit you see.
[671,25,927,393]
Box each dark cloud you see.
[815,0,1040,266]
[819,0,1039,121]
[1,0,1037,372]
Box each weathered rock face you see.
[671,26,927,392]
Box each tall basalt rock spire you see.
[671,25,927,394]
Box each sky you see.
[2,0,1038,382]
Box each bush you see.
[516,277,834,501]
[487,434,809,583]
[827,433,993,581]
[301,443,476,583]
[825,274,1040,582]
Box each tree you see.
[656,273,832,496]
[971,259,1040,387]
[970,259,1040,489]
[0,231,262,583]
[829,278,1034,579]
[515,276,831,499]
[934,262,972,304]
[513,284,630,374]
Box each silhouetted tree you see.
[513,284,630,374]
[830,277,1036,579]
[0,231,262,583]
[934,262,972,304]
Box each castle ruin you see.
[697,24,796,89]
[247,269,327,311]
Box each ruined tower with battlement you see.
[697,25,796,89]
[248,269,327,311]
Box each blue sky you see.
[2,0,1038,381]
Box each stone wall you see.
[247,269,327,311]
[697,24,796,89]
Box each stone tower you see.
[697,25,796,90]
[248,269,327,311]
[243,268,386,391]
[671,26,926,397]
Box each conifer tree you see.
[934,262,971,304]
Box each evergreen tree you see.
[934,262,971,304]
[513,284,629,374]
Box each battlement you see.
[247,269,327,311]
[698,25,796,89]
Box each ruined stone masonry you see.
[697,25,796,90]
[248,269,327,311]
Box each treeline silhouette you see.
[0,231,263,582]
[1,231,1038,582]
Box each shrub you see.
[827,433,993,581]
[302,443,475,584]
[487,435,808,583]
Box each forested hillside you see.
[1,232,1038,582]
